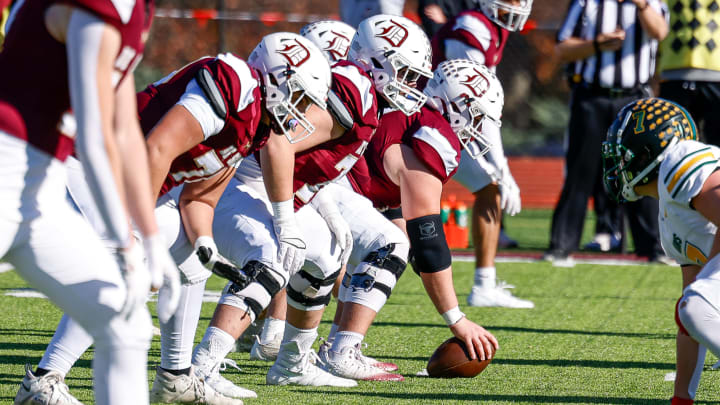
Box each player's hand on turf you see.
[117,242,151,320]
[144,234,180,324]
[195,236,251,288]
[449,317,499,361]
[499,170,521,216]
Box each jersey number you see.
[632,111,646,134]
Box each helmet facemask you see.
[479,0,533,32]
[264,67,326,144]
[447,98,493,158]
[375,50,432,115]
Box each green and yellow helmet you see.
[602,98,697,202]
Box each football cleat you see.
[319,340,399,372]
[194,359,257,399]
[249,333,282,361]
[467,283,534,308]
[149,366,243,405]
[267,341,357,387]
[14,364,83,405]
[323,345,404,381]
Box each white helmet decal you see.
[277,39,312,67]
[374,19,409,47]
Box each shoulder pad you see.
[327,90,354,130]
[412,125,460,179]
[661,141,720,202]
[195,67,228,120]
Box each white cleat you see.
[14,364,83,405]
[319,340,399,372]
[323,345,404,381]
[249,333,281,361]
[149,366,243,405]
[467,283,535,309]
[267,341,357,387]
[194,359,257,399]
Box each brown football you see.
[426,337,494,378]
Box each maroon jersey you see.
[431,10,509,69]
[291,61,378,209]
[349,107,461,209]
[136,54,265,196]
[0,0,149,161]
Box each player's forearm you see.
[637,4,668,40]
[555,37,596,63]
[419,268,460,315]
[179,199,216,245]
[67,11,131,248]
[260,136,295,202]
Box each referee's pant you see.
[548,84,662,258]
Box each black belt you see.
[575,82,649,98]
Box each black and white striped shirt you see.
[557,0,669,89]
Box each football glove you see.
[498,164,521,216]
[144,234,180,324]
[194,236,251,289]
[116,242,151,320]
[271,200,307,276]
[310,188,353,266]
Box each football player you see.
[0,1,177,404]
[431,0,534,308]
[318,59,502,381]
[190,15,434,389]
[15,33,332,405]
[602,98,720,405]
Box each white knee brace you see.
[287,267,341,312]
[342,243,409,313]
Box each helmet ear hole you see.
[268,73,280,88]
[371,57,384,70]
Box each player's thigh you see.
[326,183,407,267]
[298,205,342,276]
[452,150,494,193]
[213,180,279,269]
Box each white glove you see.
[144,234,180,324]
[271,200,307,275]
[498,166,521,216]
[311,189,353,266]
[117,242,151,320]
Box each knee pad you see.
[345,244,407,313]
[287,268,341,311]
[217,261,286,322]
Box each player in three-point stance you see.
[602,98,720,405]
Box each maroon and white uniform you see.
[349,107,462,209]
[0,0,147,160]
[136,54,265,197]
[0,1,153,403]
[431,10,509,70]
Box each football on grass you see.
[426,337,493,378]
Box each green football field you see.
[1,211,719,404]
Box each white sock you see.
[192,326,236,370]
[331,331,364,353]
[259,317,285,343]
[474,266,496,289]
[327,323,340,343]
[39,315,93,375]
[160,281,206,371]
[281,323,317,353]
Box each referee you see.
[544,0,669,264]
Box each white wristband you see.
[194,235,216,252]
[441,306,466,326]
[271,199,294,222]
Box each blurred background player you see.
[339,0,405,28]
[601,97,719,405]
[0,1,179,404]
[418,0,475,37]
[430,0,533,308]
[658,0,720,148]
[545,0,669,266]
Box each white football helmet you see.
[349,14,432,115]
[424,59,504,158]
[300,20,357,63]
[477,0,533,32]
[248,32,331,143]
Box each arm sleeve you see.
[67,9,129,248]
[177,79,226,140]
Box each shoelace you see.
[218,358,241,373]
